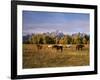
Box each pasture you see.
[23,44,89,68]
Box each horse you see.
[36,44,42,50]
[48,45,53,48]
[76,44,84,50]
[52,44,63,52]
[66,44,72,48]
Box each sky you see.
[22,11,90,36]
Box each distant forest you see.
[23,31,89,44]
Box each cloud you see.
[23,19,89,35]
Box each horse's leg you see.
[60,47,62,52]
[56,48,58,52]
[76,46,78,51]
[81,47,82,50]
[61,47,63,52]
[76,47,77,50]
[78,47,79,51]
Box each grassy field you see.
[23,44,90,69]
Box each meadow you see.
[23,44,89,69]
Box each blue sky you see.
[22,11,90,36]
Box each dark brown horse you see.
[52,45,63,52]
[76,44,84,50]
[36,44,42,50]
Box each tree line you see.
[23,32,89,44]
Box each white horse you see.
[48,45,53,48]
[66,44,72,48]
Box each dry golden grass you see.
[23,44,89,69]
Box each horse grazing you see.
[36,44,42,50]
[66,44,72,48]
[48,45,53,48]
[76,44,84,50]
[52,44,63,52]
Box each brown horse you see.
[76,44,84,50]
[36,44,42,50]
[52,45,63,52]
